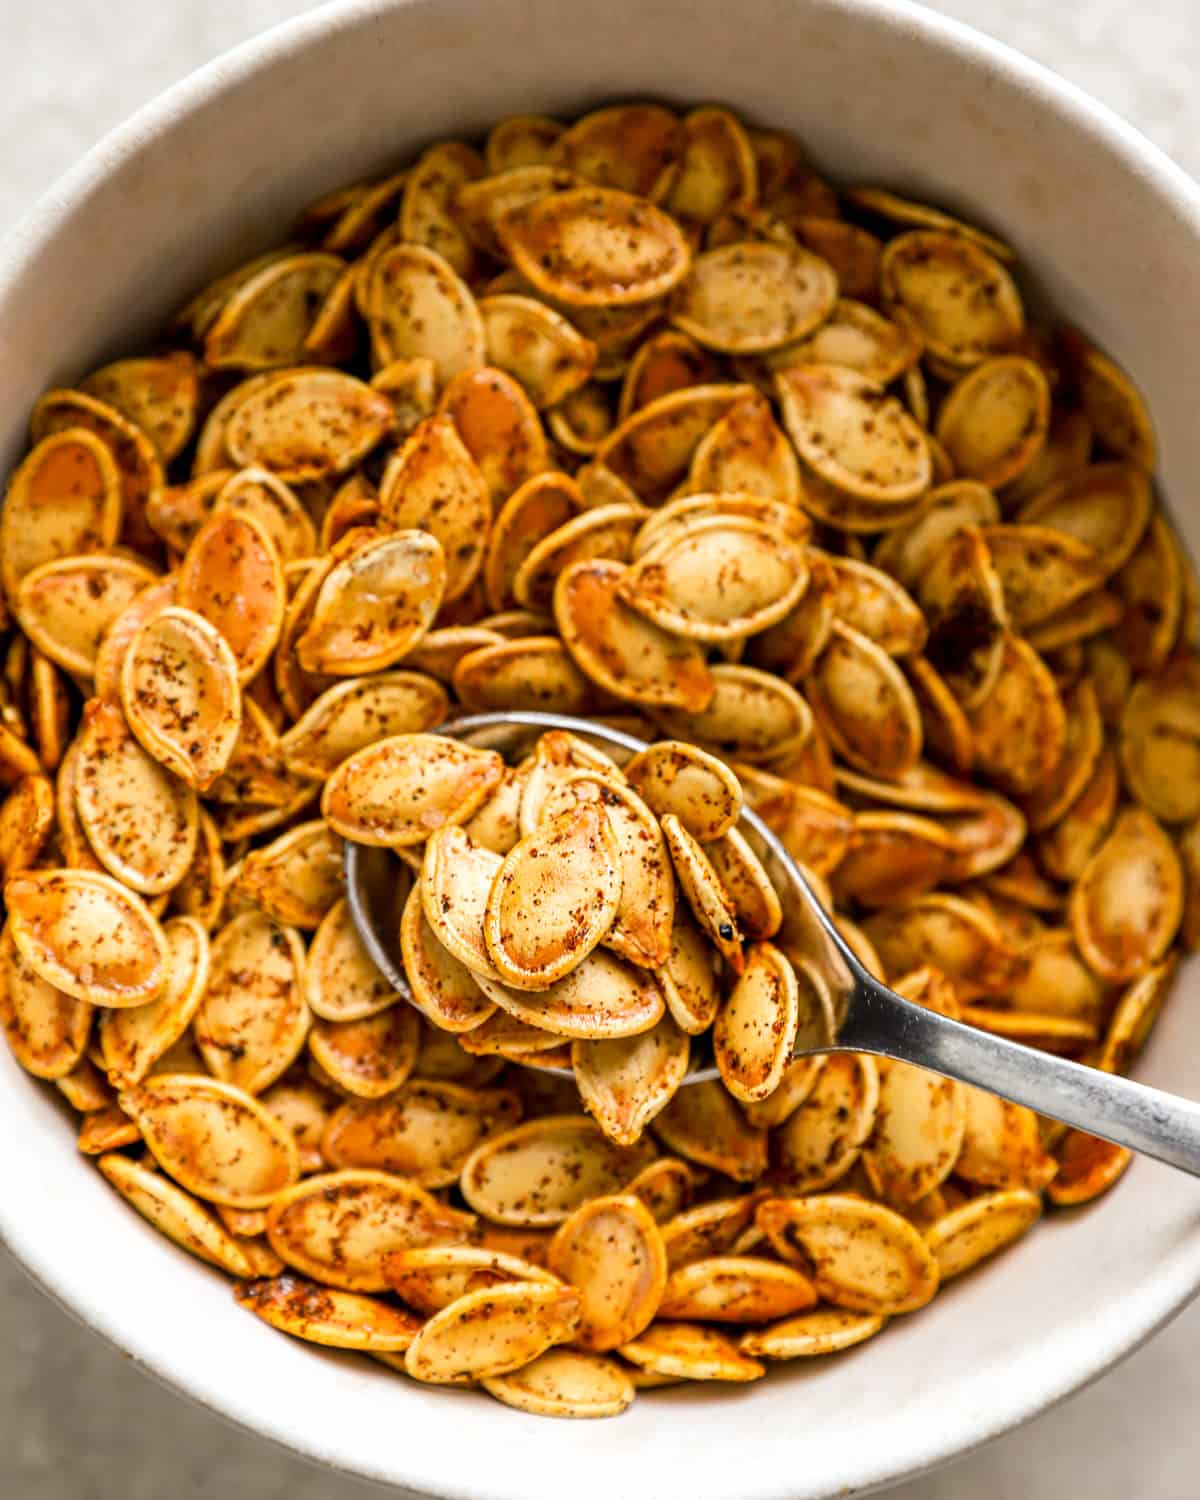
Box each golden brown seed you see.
[758,1193,939,1314]
[322,734,503,847]
[404,1281,583,1385]
[321,1079,522,1188]
[121,1073,300,1206]
[266,1170,474,1291]
[547,1194,668,1349]
[6,868,169,1009]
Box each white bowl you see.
[4,1,1200,1495]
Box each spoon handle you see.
[839,978,1200,1178]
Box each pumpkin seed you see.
[121,1073,299,1206]
[553,559,715,714]
[121,606,241,790]
[1113,514,1182,674]
[100,916,209,1088]
[969,634,1066,796]
[405,1280,582,1384]
[0,922,92,1079]
[546,1194,668,1349]
[664,105,757,223]
[479,295,596,410]
[399,882,494,1032]
[1070,808,1182,981]
[872,481,999,590]
[232,821,343,929]
[653,663,812,764]
[557,104,682,201]
[771,299,922,386]
[619,328,719,419]
[98,1151,256,1277]
[1062,329,1155,470]
[177,511,285,683]
[475,946,666,1040]
[498,187,691,307]
[73,699,198,894]
[30,388,164,553]
[486,114,563,172]
[461,1115,656,1226]
[658,1255,816,1323]
[482,1349,634,1419]
[758,1193,939,1314]
[1096,958,1176,1075]
[453,636,594,716]
[832,811,959,907]
[660,813,742,969]
[622,1158,695,1224]
[321,1076,521,1187]
[224,368,391,481]
[635,491,809,561]
[1120,657,1200,824]
[655,903,722,1035]
[539,772,675,969]
[808,623,922,778]
[195,910,308,1094]
[383,1244,559,1312]
[1046,1131,1133,1205]
[739,1307,885,1359]
[16,553,157,679]
[619,1322,763,1382]
[827,556,927,657]
[955,1088,1057,1190]
[265,1169,472,1291]
[982,524,1106,631]
[485,471,582,611]
[0,774,54,879]
[236,1273,421,1351]
[594,385,753,504]
[776,363,931,505]
[879,230,1023,369]
[572,1015,690,1146]
[1022,676,1102,833]
[914,525,1007,709]
[924,1188,1042,1278]
[1018,462,1151,579]
[713,942,798,1103]
[296,531,446,674]
[670,242,837,353]
[617,516,808,642]
[81,352,199,462]
[204,253,346,370]
[769,1052,879,1192]
[323,734,502,847]
[863,893,1019,994]
[279,671,447,781]
[684,392,803,506]
[308,1005,421,1099]
[625,740,741,843]
[934,357,1050,487]
[93,576,179,702]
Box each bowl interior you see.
[4,2,1200,1498]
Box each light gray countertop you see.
[2,1,1198,1495]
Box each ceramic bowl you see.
[3,1,1200,1496]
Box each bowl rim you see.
[4,0,1200,1496]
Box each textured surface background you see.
[1,1,1197,1495]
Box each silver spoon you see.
[345,710,1200,1178]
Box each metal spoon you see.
[345,710,1200,1178]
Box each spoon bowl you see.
[346,710,1200,1177]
